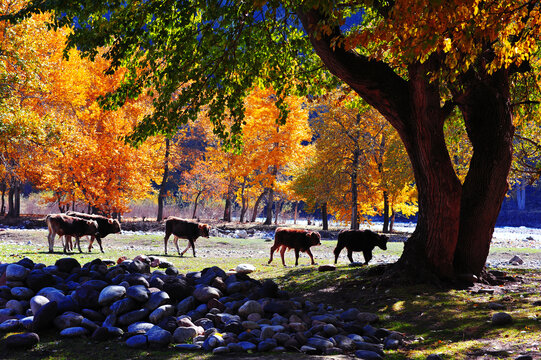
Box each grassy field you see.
[0,229,540,359]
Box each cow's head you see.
[108,218,122,234]
[377,234,388,250]
[308,231,321,246]
[199,223,210,238]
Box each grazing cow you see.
[163,217,210,257]
[268,227,321,266]
[46,214,99,254]
[66,211,121,253]
[333,229,388,265]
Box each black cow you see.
[46,214,99,254]
[66,211,121,253]
[164,217,210,257]
[333,229,388,265]
[268,227,321,266]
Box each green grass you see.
[1,229,540,359]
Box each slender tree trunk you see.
[382,191,390,233]
[453,69,514,277]
[251,190,267,222]
[192,191,202,219]
[223,180,235,222]
[157,138,170,222]
[390,209,395,232]
[274,200,283,225]
[350,146,360,230]
[0,180,6,216]
[7,185,15,218]
[14,182,20,217]
[239,181,248,223]
[264,188,274,225]
[321,202,328,230]
[294,201,298,224]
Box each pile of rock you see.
[0,256,403,358]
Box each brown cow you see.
[333,229,388,265]
[163,217,210,257]
[268,227,321,266]
[46,214,99,254]
[66,211,121,253]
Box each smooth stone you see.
[20,316,34,330]
[173,326,198,343]
[357,312,379,324]
[273,332,291,345]
[241,320,259,330]
[260,326,276,339]
[55,258,81,273]
[354,349,384,359]
[30,295,50,315]
[300,345,320,354]
[258,338,278,352]
[37,288,66,303]
[263,301,289,314]
[60,326,88,337]
[176,296,196,314]
[6,264,29,281]
[193,286,221,303]
[333,334,356,351]
[235,264,256,274]
[98,285,126,306]
[102,314,117,328]
[384,337,400,350]
[145,291,170,311]
[6,300,24,315]
[117,308,150,326]
[126,334,148,348]
[213,346,230,354]
[147,326,172,347]
[492,312,513,325]
[25,270,55,292]
[127,322,154,333]
[5,332,40,349]
[323,323,339,337]
[340,308,361,321]
[238,341,257,351]
[354,341,384,355]
[33,301,58,331]
[126,285,150,303]
[82,308,106,322]
[0,319,20,332]
[110,297,137,315]
[11,287,34,300]
[81,318,99,332]
[149,304,175,324]
[202,333,224,351]
[53,311,84,330]
[307,337,334,351]
[238,300,264,318]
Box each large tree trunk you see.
[157,138,170,222]
[453,69,514,277]
[0,179,6,216]
[321,202,328,230]
[274,199,283,225]
[298,9,512,281]
[223,181,234,222]
[264,188,273,225]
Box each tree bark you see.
[264,188,273,225]
[157,138,170,222]
[223,181,234,222]
[294,201,298,224]
[321,202,328,230]
[274,199,282,225]
[239,181,248,222]
[0,180,6,216]
[14,182,20,217]
[453,69,514,276]
[251,190,267,222]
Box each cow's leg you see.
[306,248,316,265]
[180,239,191,257]
[362,250,372,265]
[175,236,184,256]
[189,239,196,257]
[164,231,171,255]
[347,249,354,263]
[280,246,288,267]
[88,235,94,252]
[294,249,300,266]
[97,237,104,253]
[47,224,55,253]
[268,244,278,264]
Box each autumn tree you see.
[15,1,541,280]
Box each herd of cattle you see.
[45,213,389,266]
